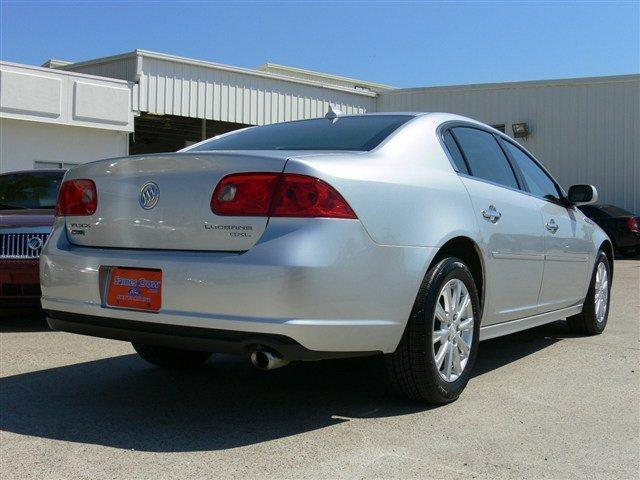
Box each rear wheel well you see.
[430,237,484,310]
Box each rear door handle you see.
[481,205,501,224]
[545,219,559,234]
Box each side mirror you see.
[567,184,598,206]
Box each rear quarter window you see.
[442,130,469,174]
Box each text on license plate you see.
[106,267,162,312]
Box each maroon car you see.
[0,170,65,308]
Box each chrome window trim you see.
[440,129,470,175]
[436,120,572,209]
[496,136,567,204]
[456,171,541,200]
[437,121,522,190]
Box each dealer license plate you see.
[106,267,162,312]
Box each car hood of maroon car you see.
[0,209,55,228]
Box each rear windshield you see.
[191,115,413,152]
[0,171,65,210]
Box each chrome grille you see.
[0,233,49,259]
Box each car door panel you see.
[497,138,594,313]
[538,204,593,312]
[446,126,547,325]
[461,176,545,324]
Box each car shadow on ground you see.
[0,309,49,332]
[0,320,571,452]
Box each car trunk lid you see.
[63,152,289,251]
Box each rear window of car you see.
[190,115,413,152]
[0,171,65,210]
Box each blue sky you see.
[1,1,638,87]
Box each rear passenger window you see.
[500,140,562,202]
[451,127,519,190]
[442,131,469,174]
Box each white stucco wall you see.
[1,61,134,132]
[0,118,128,172]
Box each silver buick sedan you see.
[41,112,612,403]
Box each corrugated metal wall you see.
[378,76,640,213]
[137,56,375,125]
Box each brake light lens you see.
[56,179,97,216]
[211,173,356,219]
[626,217,640,233]
[211,173,280,216]
[270,174,356,218]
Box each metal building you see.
[1,50,638,212]
[57,50,381,154]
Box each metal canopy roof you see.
[57,50,377,125]
[59,50,379,97]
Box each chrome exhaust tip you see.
[250,349,289,370]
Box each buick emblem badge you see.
[139,181,160,210]
[27,236,44,251]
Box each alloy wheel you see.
[432,278,474,382]
[594,262,609,324]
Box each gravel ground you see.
[1,259,638,479]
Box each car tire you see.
[132,342,212,369]
[386,256,480,404]
[567,251,611,335]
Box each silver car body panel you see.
[41,112,611,355]
[538,201,594,311]
[62,152,291,251]
[459,175,546,324]
[42,216,434,353]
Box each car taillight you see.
[56,179,97,216]
[211,173,356,219]
[627,217,640,233]
[211,173,280,216]
[270,174,356,218]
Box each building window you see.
[491,124,506,133]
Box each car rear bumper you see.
[40,217,435,354]
[45,310,378,361]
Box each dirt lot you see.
[1,259,638,479]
